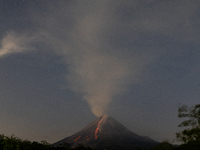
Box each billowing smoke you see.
[47,1,150,117]
[64,49,134,117]
[0,1,152,117]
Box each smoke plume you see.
[0,1,151,117]
[64,49,134,117]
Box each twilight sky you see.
[1,0,200,144]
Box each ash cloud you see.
[65,48,140,117]
[1,0,199,117]
[52,1,148,116]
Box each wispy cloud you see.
[0,32,32,58]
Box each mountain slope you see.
[53,116,159,150]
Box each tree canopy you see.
[0,134,93,150]
[176,104,200,143]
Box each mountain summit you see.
[53,115,158,150]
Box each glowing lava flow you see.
[95,116,104,139]
[86,135,90,140]
[74,136,81,141]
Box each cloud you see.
[1,0,199,117]
[0,32,34,58]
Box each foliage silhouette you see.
[0,134,94,150]
[176,104,200,143]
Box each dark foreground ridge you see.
[53,115,159,150]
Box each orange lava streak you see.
[95,116,104,139]
[86,135,90,140]
[74,136,81,141]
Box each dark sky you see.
[0,0,200,144]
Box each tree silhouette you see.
[0,134,95,150]
[176,104,200,143]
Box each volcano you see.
[53,116,159,150]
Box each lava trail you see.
[95,116,104,139]
[74,136,81,141]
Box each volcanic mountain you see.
[53,116,159,150]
